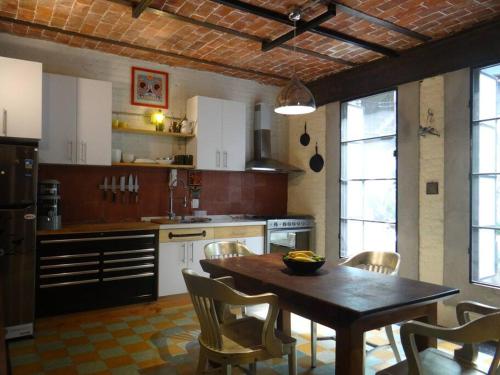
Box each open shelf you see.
[112,127,194,138]
[112,162,194,169]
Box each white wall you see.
[0,33,288,162]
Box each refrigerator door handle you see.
[2,108,6,135]
[67,141,73,162]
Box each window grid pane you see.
[471,64,500,287]
[340,90,397,259]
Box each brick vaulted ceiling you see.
[0,1,500,86]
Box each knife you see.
[111,176,116,203]
[134,175,139,203]
[119,176,126,203]
[128,174,134,203]
[103,177,108,200]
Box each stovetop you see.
[245,214,315,229]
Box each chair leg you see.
[249,361,257,375]
[310,320,317,368]
[385,325,402,362]
[288,346,297,375]
[222,364,232,375]
[196,348,208,375]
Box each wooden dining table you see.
[200,253,459,375]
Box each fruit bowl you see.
[282,250,325,275]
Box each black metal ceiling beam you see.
[0,16,289,83]
[108,0,356,66]
[330,1,431,42]
[262,4,336,52]
[132,0,153,18]
[209,0,398,57]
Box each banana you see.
[288,250,315,257]
[292,256,315,262]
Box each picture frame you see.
[131,66,168,109]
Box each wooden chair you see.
[204,241,256,260]
[182,268,297,375]
[310,250,402,367]
[377,301,500,375]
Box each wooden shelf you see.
[112,110,183,121]
[112,127,194,138]
[112,162,194,169]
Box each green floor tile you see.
[98,346,127,359]
[76,360,107,374]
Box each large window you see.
[340,90,397,258]
[471,63,500,288]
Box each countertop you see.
[142,215,267,229]
[37,221,160,236]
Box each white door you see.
[189,96,222,170]
[76,78,112,165]
[158,242,188,296]
[0,57,42,139]
[189,239,213,277]
[39,74,78,164]
[221,100,246,171]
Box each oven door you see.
[267,228,313,254]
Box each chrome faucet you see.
[168,178,188,220]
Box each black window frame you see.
[339,88,399,259]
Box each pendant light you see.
[274,11,316,115]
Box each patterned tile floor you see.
[8,295,493,374]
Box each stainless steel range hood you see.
[245,129,303,173]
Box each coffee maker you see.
[37,179,61,230]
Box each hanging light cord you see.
[293,19,297,77]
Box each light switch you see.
[426,182,439,195]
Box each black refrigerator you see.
[0,142,37,339]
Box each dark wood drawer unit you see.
[36,230,159,317]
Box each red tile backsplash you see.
[38,164,288,224]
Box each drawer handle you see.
[40,234,155,244]
[41,261,99,269]
[103,255,155,264]
[40,253,99,260]
[103,264,154,272]
[169,230,206,239]
[40,279,99,288]
[103,248,155,256]
[40,270,99,279]
[103,272,154,282]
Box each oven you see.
[265,217,315,254]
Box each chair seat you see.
[215,317,295,355]
[377,348,487,375]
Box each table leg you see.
[414,303,438,351]
[335,324,365,375]
[277,309,291,336]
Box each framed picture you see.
[131,67,168,109]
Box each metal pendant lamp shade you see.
[274,75,316,115]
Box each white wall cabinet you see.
[39,73,112,165]
[0,57,42,140]
[187,96,246,171]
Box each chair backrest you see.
[182,268,229,350]
[341,251,400,275]
[204,241,255,260]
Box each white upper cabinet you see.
[0,56,42,140]
[39,73,112,166]
[39,74,77,164]
[187,96,246,171]
[76,78,112,166]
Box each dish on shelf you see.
[156,157,174,165]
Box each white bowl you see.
[122,153,135,163]
[156,158,174,165]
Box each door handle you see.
[190,243,194,263]
[2,109,6,136]
[80,142,85,163]
[216,150,220,167]
[223,151,227,168]
[181,243,186,264]
[84,142,87,163]
[67,141,73,161]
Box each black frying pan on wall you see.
[309,143,324,173]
